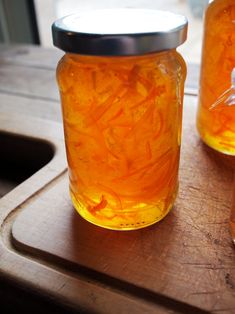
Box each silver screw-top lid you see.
[52,9,188,56]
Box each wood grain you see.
[10,96,235,313]
[0,63,59,101]
[0,93,61,121]
[0,44,63,69]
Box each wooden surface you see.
[0,44,235,314]
[10,97,235,313]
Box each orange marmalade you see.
[52,9,187,230]
[197,0,235,155]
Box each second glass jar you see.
[197,0,235,154]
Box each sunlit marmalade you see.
[197,0,235,155]
[57,52,186,230]
[53,9,187,230]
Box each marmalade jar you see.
[52,9,187,230]
[197,0,235,154]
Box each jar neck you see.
[65,49,177,63]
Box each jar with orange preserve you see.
[197,0,235,154]
[52,9,187,230]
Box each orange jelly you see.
[52,9,187,230]
[197,0,235,155]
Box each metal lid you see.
[52,9,188,56]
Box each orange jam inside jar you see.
[197,0,235,155]
[52,9,187,230]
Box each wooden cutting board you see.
[8,96,235,313]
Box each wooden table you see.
[0,44,235,314]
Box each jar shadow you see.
[69,205,177,267]
[68,206,204,313]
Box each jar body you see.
[197,0,235,154]
[57,51,186,230]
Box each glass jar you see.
[197,0,235,155]
[52,9,187,230]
